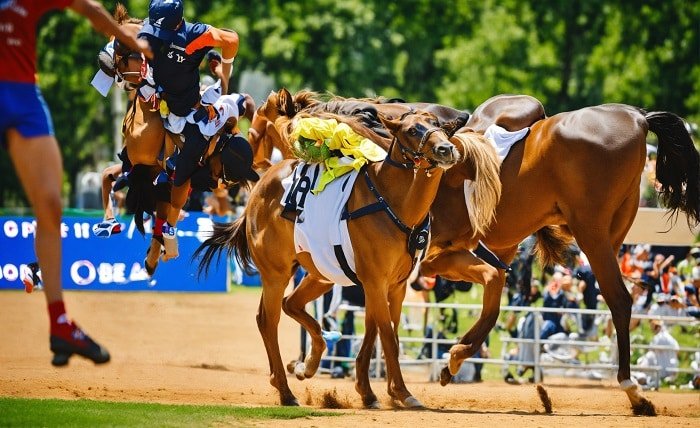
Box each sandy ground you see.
[1,289,698,427]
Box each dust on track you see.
[1,290,698,427]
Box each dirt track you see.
[1,289,698,427]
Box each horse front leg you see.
[386,281,422,407]
[365,283,421,408]
[256,273,298,406]
[281,275,333,380]
[354,317,380,409]
[162,181,190,261]
[420,247,507,385]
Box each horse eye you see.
[408,128,418,136]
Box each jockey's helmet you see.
[220,134,260,184]
[142,0,184,41]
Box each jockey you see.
[137,0,257,260]
[1,0,150,366]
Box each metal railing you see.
[312,302,699,385]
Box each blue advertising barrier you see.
[0,213,228,292]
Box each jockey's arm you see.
[185,27,239,95]
[69,0,152,59]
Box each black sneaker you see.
[50,324,110,366]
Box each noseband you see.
[385,112,447,171]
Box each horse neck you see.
[369,154,444,228]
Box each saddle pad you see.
[281,163,360,286]
[483,123,530,162]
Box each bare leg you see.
[100,163,121,220]
[7,131,64,304]
[6,130,109,365]
[162,181,190,261]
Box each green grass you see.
[0,398,334,428]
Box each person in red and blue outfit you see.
[138,0,254,261]
[0,0,151,366]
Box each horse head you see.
[379,111,461,170]
[105,4,145,88]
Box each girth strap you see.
[341,168,412,235]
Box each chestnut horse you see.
[248,90,700,415]
[195,109,501,408]
[425,98,699,416]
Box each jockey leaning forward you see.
[138,0,258,260]
[0,0,151,366]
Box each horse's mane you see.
[114,3,143,25]
[451,132,502,238]
[291,90,323,112]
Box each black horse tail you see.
[124,164,157,236]
[193,215,253,278]
[647,111,700,227]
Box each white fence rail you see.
[312,302,699,386]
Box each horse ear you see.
[379,114,401,134]
[278,88,295,117]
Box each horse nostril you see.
[434,144,453,158]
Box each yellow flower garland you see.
[291,117,387,193]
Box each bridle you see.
[384,111,448,172]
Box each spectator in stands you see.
[675,247,699,283]
[683,274,700,319]
[634,319,680,388]
[541,272,567,339]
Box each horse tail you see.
[124,164,157,236]
[646,111,700,227]
[533,225,574,267]
[452,132,502,237]
[193,215,253,278]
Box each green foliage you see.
[2,0,698,205]
[0,398,334,427]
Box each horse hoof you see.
[621,379,657,416]
[281,397,300,407]
[286,360,297,374]
[365,400,381,409]
[631,397,657,416]
[403,396,424,409]
[439,366,452,386]
[294,362,306,381]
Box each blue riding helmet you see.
[141,0,184,41]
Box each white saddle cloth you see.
[281,163,360,286]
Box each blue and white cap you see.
[140,0,184,41]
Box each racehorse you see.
[109,5,256,275]
[248,90,700,415]
[195,109,501,408]
[425,97,699,416]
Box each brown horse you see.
[248,90,700,415]
[195,109,500,408]
[423,97,699,416]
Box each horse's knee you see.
[281,296,292,316]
